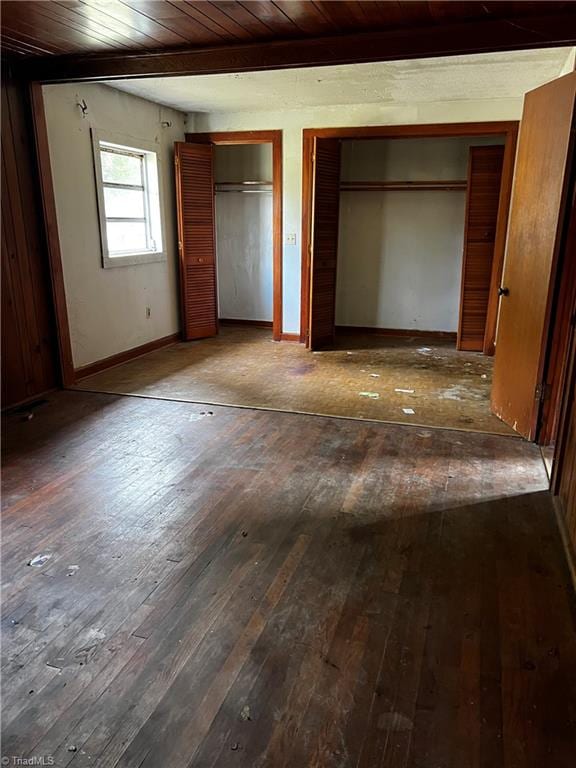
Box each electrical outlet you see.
[145,306,151,319]
[286,233,297,246]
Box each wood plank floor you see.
[74,326,515,436]
[2,391,575,768]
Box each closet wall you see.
[336,136,505,333]
[214,144,273,323]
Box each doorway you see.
[177,130,283,341]
[300,124,517,433]
[214,143,274,332]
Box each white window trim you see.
[91,128,167,269]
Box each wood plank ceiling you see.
[2,1,574,59]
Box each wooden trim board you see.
[336,326,457,341]
[28,82,75,387]
[74,333,179,380]
[219,319,273,328]
[553,496,576,595]
[186,130,283,341]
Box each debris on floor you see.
[359,392,380,399]
[73,326,513,435]
[28,554,51,567]
[402,408,416,415]
[240,705,252,721]
[11,398,49,423]
[189,411,213,421]
[67,565,80,576]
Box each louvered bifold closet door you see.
[457,145,505,351]
[175,142,218,341]
[309,138,342,350]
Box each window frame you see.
[91,129,167,269]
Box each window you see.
[92,130,165,268]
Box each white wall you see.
[337,137,504,332]
[43,83,186,368]
[190,97,524,334]
[214,145,273,322]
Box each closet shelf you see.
[340,180,467,192]
[215,180,273,194]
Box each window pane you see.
[106,221,148,254]
[103,187,145,219]
[100,148,143,185]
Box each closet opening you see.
[301,123,519,434]
[178,130,283,342]
[215,143,274,336]
[335,136,507,350]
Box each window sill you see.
[102,251,167,269]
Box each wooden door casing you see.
[557,333,576,534]
[491,72,576,440]
[308,137,341,350]
[539,179,576,446]
[174,142,218,341]
[457,145,505,352]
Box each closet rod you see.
[340,180,467,191]
[214,180,272,186]
[215,189,272,193]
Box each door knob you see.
[498,287,510,297]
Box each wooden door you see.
[308,137,341,350]
[457,145,504,351]
[491,72,576,439]
[174,142,218,341]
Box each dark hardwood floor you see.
[2,391,575,767]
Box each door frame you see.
[538,152,576,448]
[300,121,519,346]
[185,130,283,342]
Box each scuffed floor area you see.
[75,326,515,435]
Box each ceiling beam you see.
[21,11,576,84]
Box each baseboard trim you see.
[74,333,180,381]
[553,495,576,595]
[335,325,457,341]
[280,333,301,342]
[219,318,273,328]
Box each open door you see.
[457,145,505,352]
[491,72,576,439]
[174,142,218,341]
[308,137,341,350]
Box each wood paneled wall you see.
[1,66,58,407]
[557,339,576,545]
[553,188,576,556]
